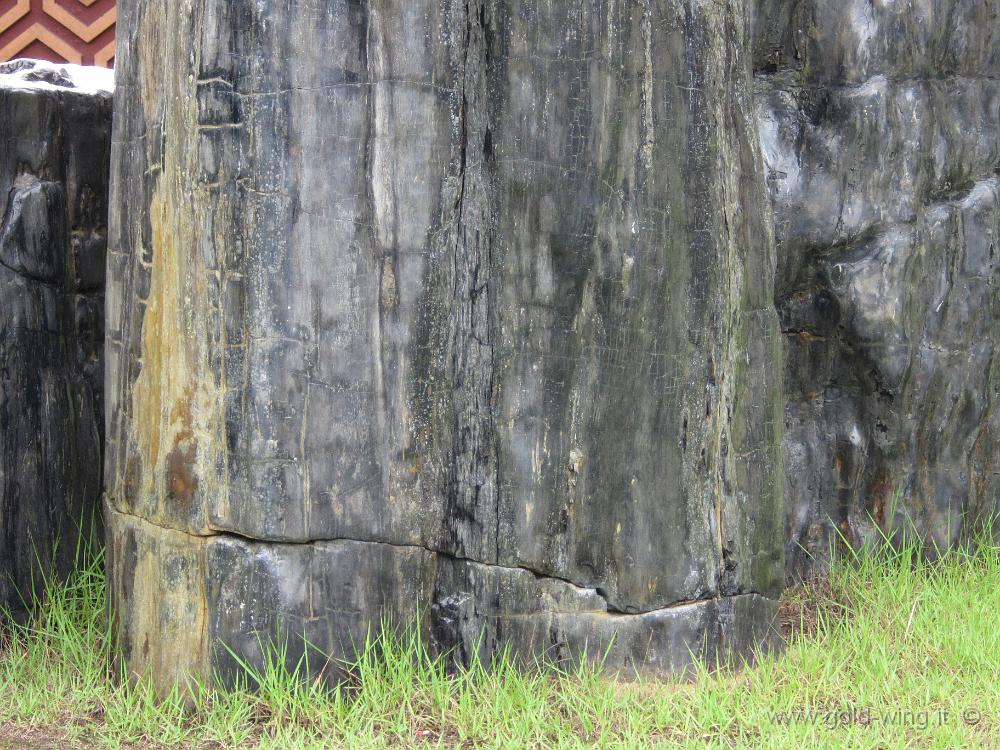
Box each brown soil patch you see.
[779,577,850,642]
[0,725,75,750]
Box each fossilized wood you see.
[107,0,783,686]
[754,0,1000,577]
[0,60,112,614]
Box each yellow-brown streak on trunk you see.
[125,0,223,534]
[106,502,211,692]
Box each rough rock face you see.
[106,0,783,686]
[0,60,112,613]
[755,1,1000,578]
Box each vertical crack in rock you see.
[443,0,500,565]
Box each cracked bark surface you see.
[0,61,111,616]
[754,0,1000,578]
[106,0,783,687]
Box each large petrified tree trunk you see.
[106,0,783,686]
[0,60,111,616]
[755,0,1000,578]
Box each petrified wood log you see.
[106,0,783,686]
[754,0,1000,578]
[0,60,112,615]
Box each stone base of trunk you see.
[107,503,780,687]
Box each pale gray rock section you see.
[0,59,112,613]
[754,0,1000,577]
[106,0,783,687]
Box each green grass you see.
[1,538,998,749]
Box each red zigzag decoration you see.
[0,0,115,68]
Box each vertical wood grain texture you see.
[106,0,783,686]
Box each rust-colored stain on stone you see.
[166,431,197,509]
[868,472,894,527]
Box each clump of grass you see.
[1,532,998,749]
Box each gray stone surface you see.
[0,60,112,613]
[106,0,783,686]
[754,0,1000,578]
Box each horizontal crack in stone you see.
[106,501,773,617]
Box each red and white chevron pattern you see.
[0,0,115,68]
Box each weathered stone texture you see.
[0,60,112,613]
[107,0,783,685]
[755,0,1000,577]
